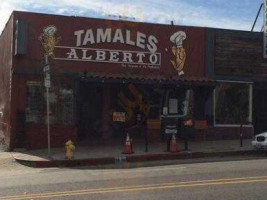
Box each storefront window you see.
[26,82,41,123]
[164,89,190,117]
[60,83,74,125]
[26,80,74,125]
[183,89,194,118]
[214,82,252,125]
[44,82,74,125]
[146,88,163,119]
[43,86,58,124]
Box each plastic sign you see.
[113,112,126,122]
[44,78,51,88]
[44,73,51,88]
[163,117,179,135]
[43,64,50,73]
[43,64,51,88]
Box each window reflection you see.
[215,82,250,125]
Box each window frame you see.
[25,81,42,123]
[213,80,253,127]
[25,80,75,125]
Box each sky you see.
[0,0,264,33]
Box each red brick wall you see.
[147,126,253,142]
[25,124,77,149]
[194,126,253,141]
[147,129,161,142]
[10,74,78,149]
[10,75,41,149]
[12,11,206,79]
[0,14,14,149]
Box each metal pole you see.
[45,55,51,158]
[46,86,51,157]
[240,124,243,147]
[251,3,263,32]
[184,138,188,151]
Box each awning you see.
[80,72,216,86]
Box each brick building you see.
[0,11,260,150]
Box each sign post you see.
[39,24,60,159]
[44,55,51,158]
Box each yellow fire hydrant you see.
[65,140,75,160]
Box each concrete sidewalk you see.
[12,139,258,168]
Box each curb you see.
[125,150,259,163]
[16,157,115,168]
[13,150,261,168]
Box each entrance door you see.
[78,83,103,140]
[254,88,267,135]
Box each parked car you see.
[252,132,267,150]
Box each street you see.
[0,153,267,199]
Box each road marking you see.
[123,166,186,172]
[100,165,187,172]
[2,175,267,200]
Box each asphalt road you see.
[0,153,267,200]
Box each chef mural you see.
[170,31,186,76]
[39,25,61,58]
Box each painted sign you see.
[52,27,191,73]
[39,25,61,57]
[54,28,161,69]
[13,12,205,78]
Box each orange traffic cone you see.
[170,134,178,152]
[122,133,134,154]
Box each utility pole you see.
[251,3,263,32]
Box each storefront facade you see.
[206,28,266,139]
[0,11,257,150]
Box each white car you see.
[252,132,267,150]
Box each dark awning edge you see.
[79,73,217,87]
[13,70,217,86]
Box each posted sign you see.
[113,112,126,122]
[264,0,267,58]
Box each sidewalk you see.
[12,139,258,168]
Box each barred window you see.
[26,80,74,125]
[43,82,74,125]
[215,82,252,125]
[26,82,41,123]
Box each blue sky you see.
[0,0,264,33]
